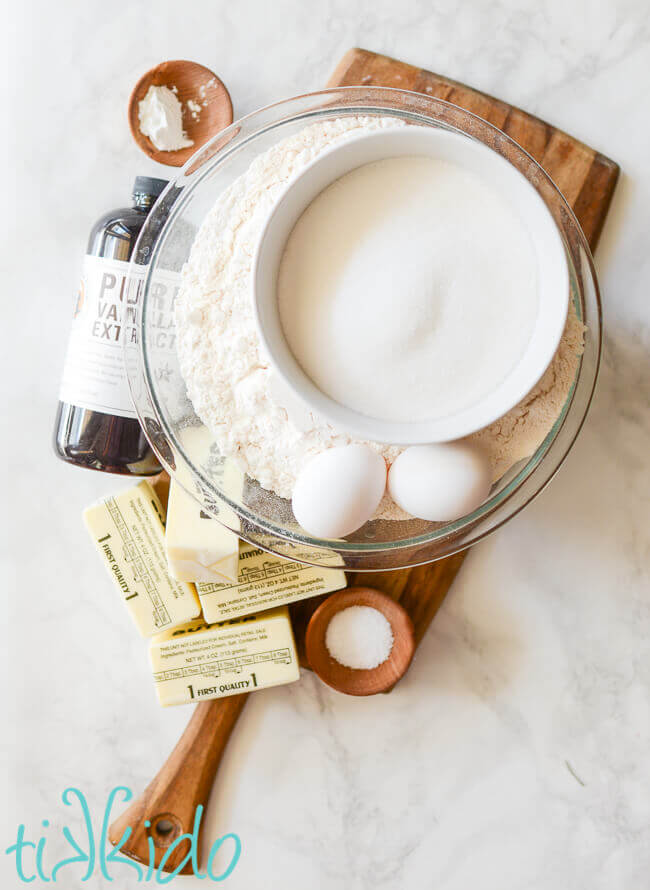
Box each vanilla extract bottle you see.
[53,176,167,474]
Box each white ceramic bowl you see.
[253,125,569,444]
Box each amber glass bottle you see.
[53,176,167,475]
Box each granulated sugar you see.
[325,606,394,670]
[278,155,538,423]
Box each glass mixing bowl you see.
[125,87,601,571]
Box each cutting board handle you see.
[108,694,248,875]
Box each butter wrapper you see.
[149,606,299,705]
[196,542,346,622]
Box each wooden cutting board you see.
[110,48,620,874]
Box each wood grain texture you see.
[328,48,619,250]
[112,50,619,873]
[108,696,247,875]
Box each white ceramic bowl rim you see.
[253,125,569,444]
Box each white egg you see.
[388,442,492,522]
[292,444,387,538]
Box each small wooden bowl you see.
[305,587,415,696]
[128,60,233,167]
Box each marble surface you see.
[2,0,649,887]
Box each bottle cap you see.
[132,176,169,199]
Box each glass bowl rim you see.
[129,86,602,569]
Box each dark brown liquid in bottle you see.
[53,179,166,475]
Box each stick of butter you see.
[196,541,347,623]
[149,607,299,706]
[165,480,239,583]
[84,481,201,638]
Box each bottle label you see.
[59,255,144,418]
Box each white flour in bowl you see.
[175,116,584,520]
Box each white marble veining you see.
[2,0,649,887]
